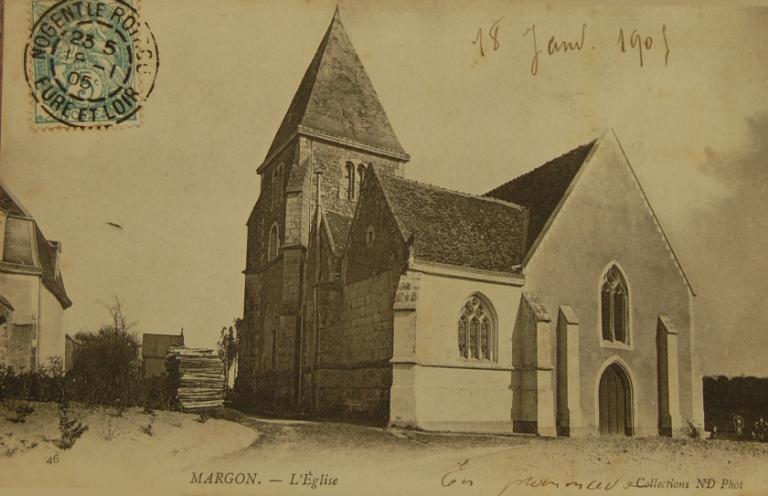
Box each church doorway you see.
[598,363,633,436]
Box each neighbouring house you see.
[236,9,703,437]
[0,181,72,371]
[142,331,184,378]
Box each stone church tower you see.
[238,9,409,409]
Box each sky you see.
[1,1,767,376]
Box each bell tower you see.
[238,7,409,410]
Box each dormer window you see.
[365,225,375,246]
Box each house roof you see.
[0,182,72,308]
[0,182,31,218]
[324,210,353,255]
[142,333,185,359]
[35,228,71,309]
[374,168,527,273]
[485,140,597,253]
[263,8,408,163]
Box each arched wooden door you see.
[599,363,633,436]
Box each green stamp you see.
[24,0,159,128]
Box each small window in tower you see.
[357,163,366,197]
[268,223,279,261]
[366,225,375,246]
[345,162,356,200]
[271,164,283,210]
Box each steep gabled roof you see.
[374,168,527,273]
[324,210,353,255]
[485,130,695,295]
[263,9,408,163]
[485,140,596,252]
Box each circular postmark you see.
[24,0,159,128]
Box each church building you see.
[237,9,703,437]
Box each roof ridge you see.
[487,139,598,195]
[381,170,526,212]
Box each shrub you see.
[56,401,89,449]
[197,411,210,423]
[70,326,141,407]
[683,419,701,439]
[102,424,119,441]
[6,402,35,424]
[139,423,154,436]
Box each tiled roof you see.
[264,9,407,161]
[374,168,527,273]
[485,140,596,252]
[142,333,184,359]
[324,210,352,255]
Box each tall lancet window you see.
[345,161,356,199]
[268,223,279,262]
[457,294,496,361]
[601,265,629,344]
[357,164,366,197]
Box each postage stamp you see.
[23,0,159,129]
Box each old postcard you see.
[1,0,767,495]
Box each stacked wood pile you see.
[165,346,224,412]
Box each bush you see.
[0,363,66,404]
[70,326,141,407]
[683,419,701,439]
[56,401,88,449]
[6,402,35,424]
[139,423,154,436]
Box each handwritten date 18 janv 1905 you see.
[473,19,671,76]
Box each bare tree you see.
[100,295,137,334]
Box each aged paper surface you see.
[1,1,767,495]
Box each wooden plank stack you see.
[166,346,224,412]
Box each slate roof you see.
[264,9,407,161]
[485,140,596,252]
[374,168,527,273]
[324,210,353,255]
[142,333,185,359]
[35,228,71,309]
[0,182,71,308]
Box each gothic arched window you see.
[601,265,629,344]
[345,162,356,200]
[271,164,283,210]
[267,223,279,262]
[458,294,496,360]
[357,163,366,197]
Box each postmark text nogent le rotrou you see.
[24,0,159,129]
